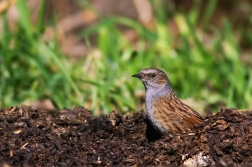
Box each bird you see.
[132,68,203,134]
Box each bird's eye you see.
[149,73,156,78]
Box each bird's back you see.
[150,93,203,134]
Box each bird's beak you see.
[132,73,141,79]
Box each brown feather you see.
[133,68,203,134]
[152,93,203,134]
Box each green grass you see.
[1,1,252,114]
[0,0,83,109]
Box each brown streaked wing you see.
[182,113,203,127]
[153,94,203,132]
[171,95,203,127]
[152,97,188,133]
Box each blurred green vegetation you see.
[0,0,252,114]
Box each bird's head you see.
[132,68,171,92]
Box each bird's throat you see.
[145,83,172,100]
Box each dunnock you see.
[132,68,203,134]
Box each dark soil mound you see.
[0,106,252,166]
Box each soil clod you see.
[1,106,252,166]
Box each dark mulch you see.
[1,106,252,166]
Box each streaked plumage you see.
[132,68,203,134]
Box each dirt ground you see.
[1,106,252,166]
